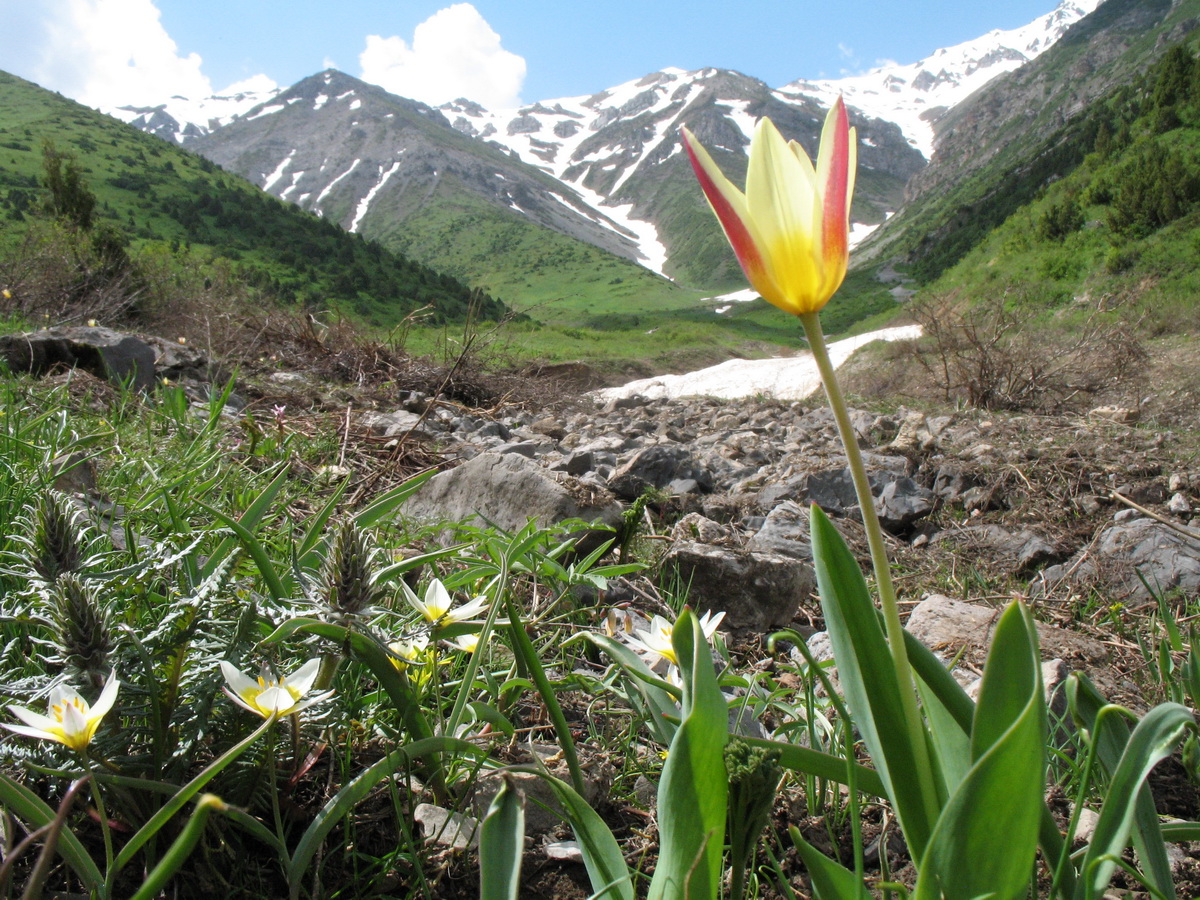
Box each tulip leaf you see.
[1066,674,1176,899]
[810,506,936,858]
[647,609,729,900]
[0,772,102,890]
[480,776,525,900]
[790,827,873,900]
[1075,701,1195,900]
[584,631,679,746]
[287,736,482,898]
[916,601,1045,900]
[530,771,635,900]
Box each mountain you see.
[0,70,505,325]
[440,67,921,289]
[858,0,1200,280]
[101,0,1100,319]
[110,78,280,143]
[782,0,1102,158]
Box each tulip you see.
[5,676,119,752]
[682,98,856,316]
[626,610,725,668]
[402,578,488,627]
[220,658,330,719]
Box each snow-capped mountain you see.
[103,0,1103,297]
[780,0,1102,159]
[439,67,920,276]
[108,78,280,142]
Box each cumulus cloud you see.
[358,4,525,108]
[0,0,220,110]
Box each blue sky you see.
[1,0,1073,110]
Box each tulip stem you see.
[798,310,939,828]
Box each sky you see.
[0,0,1073,112]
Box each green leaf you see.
[1076,702,1195,900]
[647,609,729,900]
[916,602,1046,900]
[810,506,937,859]
[584,631,679,746]
[533,772,635,900]
[352,467,437,528]
[1067,674,1175,899]
[287,736,481,898]
[480,776,526,900]
[791,827,874,900]
[0,772,102,890]
[196,464,288,582]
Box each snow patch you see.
[261,150,296,192]
[349,158,403,233]
[594,325,923,401]
[315,158,361,206]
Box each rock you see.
[608,446,713,501]
[670,513,735,545]
[1169,492,1192,515]
[876,477,935,532]
[50,452,97,495]
[545,841,584,862]
[471,747,608,835]
[932,463,975,503]
[0,326,156,391]
[747,502,813,560]
[887,410,936,456]
[400,452,625,542]
[931,525,1060,575]
[1088,405,1139,425]
[660,542,811,632]
[361,409,425,437]
[905,595,1112,688]
[413,803,478,850]
[1095,518,1200,600]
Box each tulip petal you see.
[286,658,321,697]
[681,127,780,304]
[8,705,60,732]
[90,676,120,719]
[220,661,260,698]
[3,723,58,742]
[815,98,856,289]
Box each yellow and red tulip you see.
[682,98,856,316]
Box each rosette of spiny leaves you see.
[319,520,388,625]
[47,573,113,690]
[6,489,93,590]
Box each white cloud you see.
[358,4,525,108]
[0,0,222,110]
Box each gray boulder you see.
[400,451,624,540]
[0,326,156,390]
[1095,517,1200,600]
[661,541,812,632]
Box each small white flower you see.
[452,633,480,654]
[625,610,726,667]
[5,676,119,751]
[402,578,488,626]
[220,659,330,719]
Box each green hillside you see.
[918,37,1200,337]
[0,71,505,325]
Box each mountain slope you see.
[188,70,688,315]
[0,70,503,324]
[858,0,1200,281]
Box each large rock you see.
[1094,517,1200,600]
[0,326,156,390]
[660,542,811,632]
[607,445,713,500]
[747,501,813,560]
[400,451,624,540]
[904,594,1117,696]
[931,525,1060,575]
